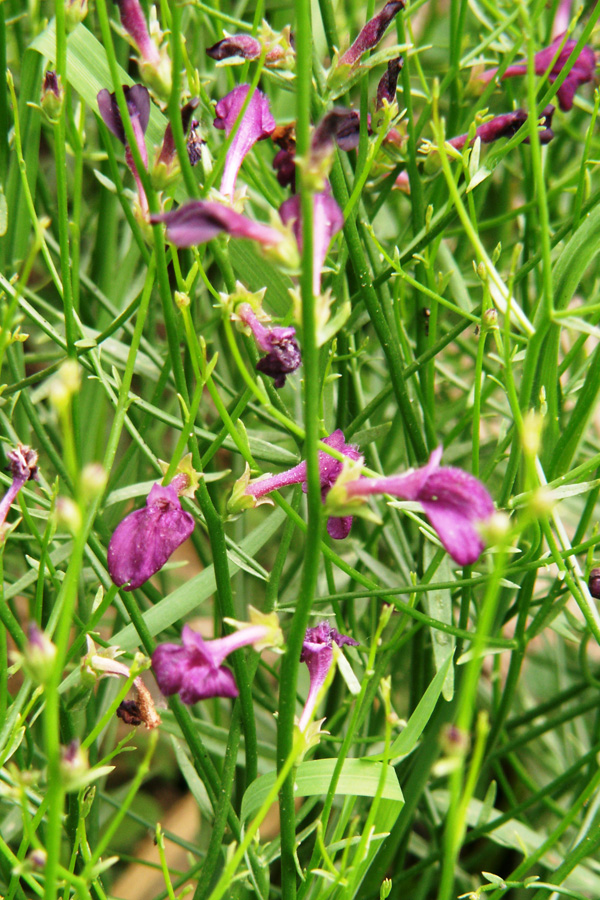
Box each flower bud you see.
[80,463,108,501]
[55,497,83,534]
[41,71,64,122]
[589,567,600,600]
[23,624,57,684]
[65,0,88,30]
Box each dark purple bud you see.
[448,106,555,150]
[41,71,64,121]
[339,1,404,68]
[107,483,195,590]
[279,190,344,295]
[213,84,276,198]
[151,201,284,248]
[97,84,150,146]
[376,57,403,108]
[480,34,596,112]
[589,568,600,599]
[311,108,360,159]
[207,34,262,61]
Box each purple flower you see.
[480,34,596,111]
[341,447,495,565]
[152,609,282,704]
[447,106,555,150]
[213,84,276,198]
[114,0,171,96]
[150,200,285,248]
[339,1,404,68]
[0,445,38,540]
[114,0,160,67]
[298,621,358,731]
[237,302,301,388]
[207,34,262,62]
[246,429,362,539]
[155,97,199,167]
[107,483,195,591]
[97,85,150,213]
[279,190,344,295]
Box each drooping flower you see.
[480,34,596,111]
[298,621,359,731]
[113,0,171,97]
[242,429,363,539]
[213,84,276,199]
[447,106,555,150]
[327,447,495,565]
[0,444,39,541]
[279,190,344,296]
[339,1,404,68]
[97,84,150,214]
[107,483,195,590]
[150,200,285,249]
[236,301,301,387]
[152,607,282,704]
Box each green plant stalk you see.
[487,766,600,900]
[81,730,158,879]
[52,0,77,359]
[207,735,305,900]
[6,71,62,295]
[276,1,322,896]
[436,542,509,900]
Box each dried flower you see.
[480,34,596,111]
[0,444,39,541]
[83,636,161,728]
[298,621,358,731]
[97,85,150,214]
[152,607,282,704]
[207,34,262,62]
[153,98,202,187]
[327,447,495,565]
[339,1,404,68]
[213,84,276,199]
[279,190,344,296]
[206,25,294,68]
[236,302,301,387]
[377,57,403,108]
[243,429,362,539]
[107,483,195,590]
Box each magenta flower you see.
[0,445,38,540]
[107,483,195,591]
[97,85,150,214]
[339,1,404,68]
[245,430,362,539]
[340,448,495,565]
[298,621,359,731]
[480,34,596,111]
[150,200,284,248]
[447,106,555,150]
[152,610,282,704]
[279,190,344,295]
[114,0,160,68]
[213,84,276,198]
[236,302,301,387]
